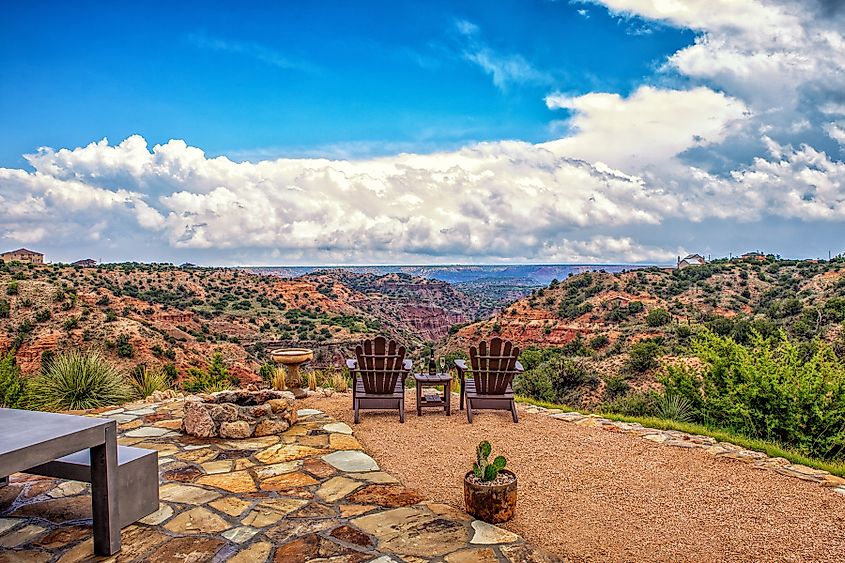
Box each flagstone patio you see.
[0,398,560,562]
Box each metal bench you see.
[25,446,159,528]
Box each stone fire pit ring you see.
[182,389,297,439]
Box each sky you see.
[1,0,844,265]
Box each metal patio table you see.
[0,408,120,555]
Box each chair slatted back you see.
[355,336,406,395]
[469,337,520,395]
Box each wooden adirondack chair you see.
[454,337,522,423]
[346,336,411,423]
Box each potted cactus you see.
[464,440,517,523]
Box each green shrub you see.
[0,299,9,318]
[646,308,671,327]
[162,363,178,384]
[35,309,51,322]
[0,351,27,408]
[513,367,556,403]
[625,340,663,373]
[6,281,19,295]
[515,356,597,405]
[601,391,658,417]
[115,334,134,358]
[627,301,645,314]
[661,329,845,459]
[675,324,692,339]
[603,374,630,399]
[258,362,276,385]
[63,316,79,330]
[182,351,236,393]
[28,350,130,411]
[589,334,609,349]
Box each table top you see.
[414,372,452,383]
[0,408,115,476]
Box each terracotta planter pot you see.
[464,470,517,523]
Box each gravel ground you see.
[303,393,845,563]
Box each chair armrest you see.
[402,359,413,371]
[454,359,467,371]
[515,360,524,372]
[346,359,357,370]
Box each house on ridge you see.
[677,253,706,269]
[740,251,766,262]
[1,248,44,264]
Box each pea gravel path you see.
[304,393,845,563]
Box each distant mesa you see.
[1,248,44,264]
[71,258,97,267]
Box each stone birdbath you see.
[270,348,314,399]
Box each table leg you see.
[416,383,422,416]
[91,423,120,555]
[445,383,451,415]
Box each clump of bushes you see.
[661,329,845,459]
[28,350,131,411]
[514,356,598,406]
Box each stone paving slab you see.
[0,398,562,562]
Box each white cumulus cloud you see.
[1,0,845,264]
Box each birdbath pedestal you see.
[270,348,314,399]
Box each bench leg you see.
[399,398,405,423]
[91,425,120,556]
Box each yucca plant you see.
[129,365,171,399]
[29,350,130,411]
[655,392,696,423]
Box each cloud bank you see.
[1,0,844,264]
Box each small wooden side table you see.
[414,373,453,416]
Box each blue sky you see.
[1,0,844,265]
[0,1,692,166]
